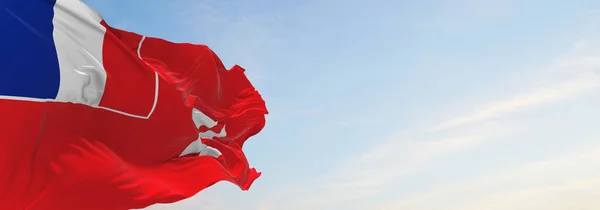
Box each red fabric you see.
[0,21,267,209]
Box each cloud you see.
[259,121,518,209]
[142,189,227,210]
[258,39,600,209]
[427,39,600,132]
[378,149,600,210]
[428,76,599,132]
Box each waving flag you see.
[0,0,268,209]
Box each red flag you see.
[0,0,268,209]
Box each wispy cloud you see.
[260,122,518,209]
[143,189,227,210]
[259,40,600,209]
[378,149,600,210]
[428,76,599,132]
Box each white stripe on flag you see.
[52,0,107,106]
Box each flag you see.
[0,0,268,209]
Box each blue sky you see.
[84,0,600,209]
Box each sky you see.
[83,0,600,209]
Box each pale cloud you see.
[260,121,518,209]
[428,76,599,132]
[378,149,600,210]
[142,187,228,210]
[428,40,600,132]
[258,39,600,209]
